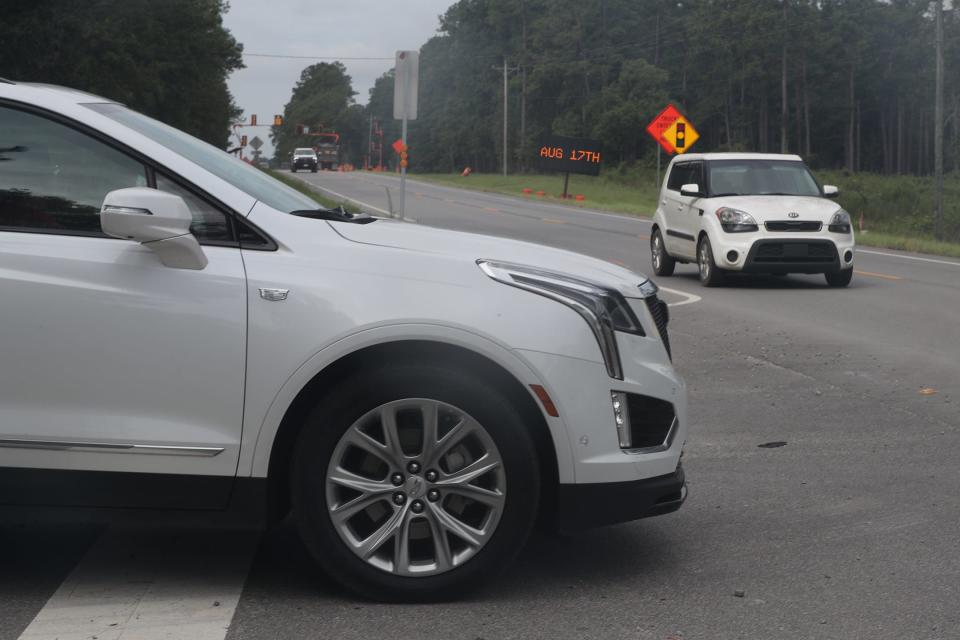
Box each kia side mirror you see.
[680,183,702,198]
[101,187,207,270]
[823,185,839,198]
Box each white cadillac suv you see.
[650,153,855,287]
[0,81,686,601]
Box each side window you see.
[155,174,234,244]
[0,106,147,235]
[666,163,691,192]
[688,162,704,189]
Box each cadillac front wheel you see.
[290,363,540,602]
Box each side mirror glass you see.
[680,183,702,198]
[101,187,207,270]
[823,185,839,198]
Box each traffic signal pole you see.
[399,115,408,220]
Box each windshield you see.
[707,159,822,197]
[294,149,315,156]
[85,103,322,213]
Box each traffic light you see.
[241,135,248,147]
[400,143,409,169]
[250,114,257,126]
[675,122,686,149]
[274,114,283,126]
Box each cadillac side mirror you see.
[823,185,839,198]
[101,187,208,270]
[680,183,702,198]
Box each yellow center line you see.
[541,218,566,224]
[483,206,500,213]
[637,234,650,240]
[611,259,628,267]
[854,269,903,281]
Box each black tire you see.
[825,269,853,287]
[311,167,318,173]
[290,362,540,602]
[650,228,676,277]
[291,167,297,173]
[697,235,725,287]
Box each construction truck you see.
[313,133,340,171]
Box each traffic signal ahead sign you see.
[663,116,699,153]
[645,104,699,154]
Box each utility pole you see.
[934,0,945,240]
[494,59,519,176]
[502,58,509,176]
[780,0,789,154]
[366,114,373,171]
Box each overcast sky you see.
[224,0,453,156]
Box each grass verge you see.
[854,231,960,259]
[410,172,657,216]
[268,170,361,213]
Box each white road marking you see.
[299,179,393,217]
[18,527,259,640]
[659,286,702,307]
[858,248,960,267]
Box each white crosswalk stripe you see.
[17,527,259,640]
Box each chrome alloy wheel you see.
[698,240,710,281]
[325,398,506,577]
[652,232,663,271]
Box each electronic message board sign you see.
[536,135,603,176]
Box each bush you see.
[817,171,960,241]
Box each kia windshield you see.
[707,159,822,197]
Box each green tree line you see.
[0,0,243,147]
[350,0,959,176]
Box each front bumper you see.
[711,233,855,273]
[554,463,686,532]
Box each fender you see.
[237,322,577,483]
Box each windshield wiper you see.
[710,192,742,197]
[290,205,376,224]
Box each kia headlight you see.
[829,209,851,233]
[477,260,645,379]
[715,207,758,232]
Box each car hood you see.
[330,219,651,298]
[707,195,842,223]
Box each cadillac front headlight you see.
[477,260,644,379]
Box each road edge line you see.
[293,177,393,217]
[858,248,960,267]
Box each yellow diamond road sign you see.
[663,116,699,153]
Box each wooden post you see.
[562,172,570,199]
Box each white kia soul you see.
[0,81,686,601]
[651,153,855,287]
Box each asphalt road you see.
[3,171,958,640]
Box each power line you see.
[243,53,393,61]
